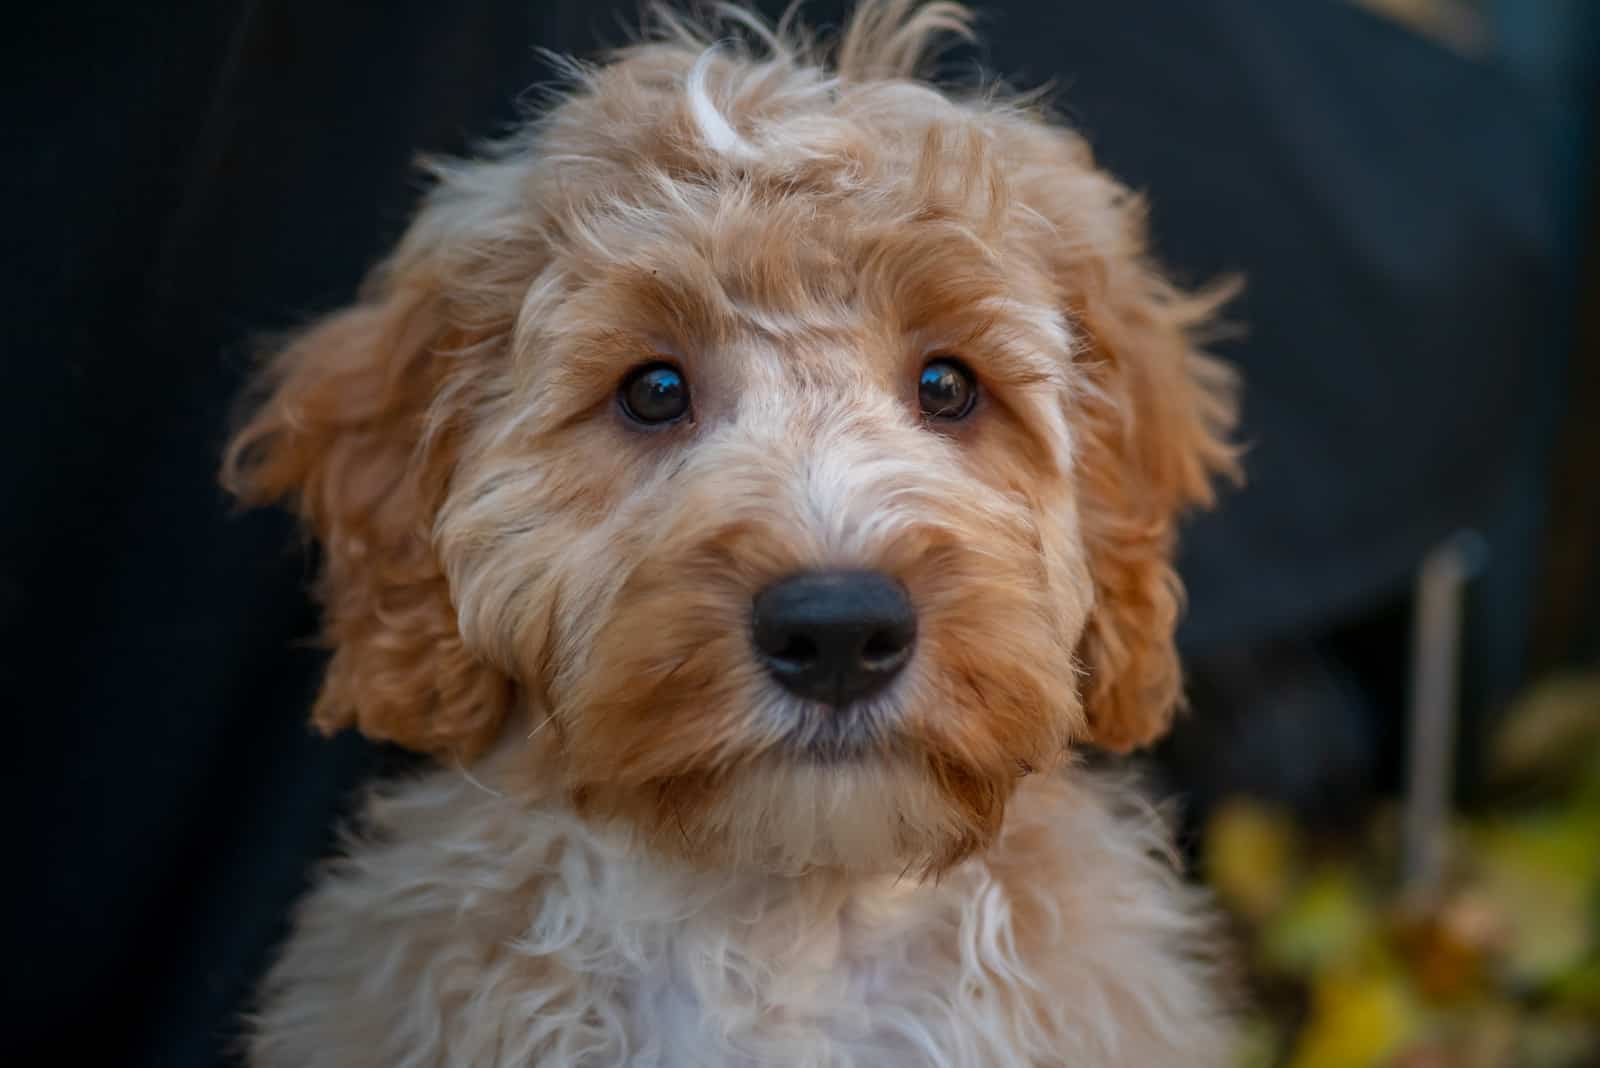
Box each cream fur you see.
[250,745,1234,1067]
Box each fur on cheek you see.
[247,751,1238,1068]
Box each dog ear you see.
[1015,132,1240,753]
[222,269,512,760]
[1069,248,1238,753]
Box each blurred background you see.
[5,1,1597,1065]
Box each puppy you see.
[225,2,1241,1064]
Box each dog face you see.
[225,3,1237,874]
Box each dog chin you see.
[664,754,992,877]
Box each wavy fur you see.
[226,2,1241,1063]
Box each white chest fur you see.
[249,765,1234,1068]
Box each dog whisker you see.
[453,760,506,799]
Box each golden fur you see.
[225,2,1241,1062]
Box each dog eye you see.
[619,363,691,425]
[918,358,977,420]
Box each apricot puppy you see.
[226,2,1241,1064]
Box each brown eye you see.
[918,357,977,420]
[620,363,690,425]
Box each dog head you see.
[225,1,1238,875]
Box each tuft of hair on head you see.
[834,0,976,82]
[668,0,978,83]
[684,45,761,159]
[639,1,978,159]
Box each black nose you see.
[751,570,917,705]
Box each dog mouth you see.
[775,697,900,764]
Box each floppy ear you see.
[222,270,512,760]
[1069,243,1239,753]
[1016,131,1241,753]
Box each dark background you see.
[6,1,1597,1063]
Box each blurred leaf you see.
[1468,810,1600,988]
[1207,798,1301,923]
[1262,866,1377,977]
[1389,895,1501,1003]
[1201,673,1600,1066]
[1287,962,1423,1068]
[1487,673,1600,797]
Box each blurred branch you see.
[1403,532,1487,900]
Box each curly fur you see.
[250,746,1232,1067]
[224,2,1242,1063]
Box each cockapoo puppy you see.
[225,2,1242,1064]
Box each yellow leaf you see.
[1206,798,1300,923]
[1288,964,1423,1068]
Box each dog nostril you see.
[861,627,909,666]
[773,633,818,667]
